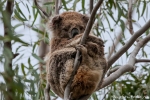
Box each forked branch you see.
[108,19,150,69]
[100,33,150,89]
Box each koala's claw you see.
[75,44,86,52]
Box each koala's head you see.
[47,12,89,39]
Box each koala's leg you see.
[44,82,51,100]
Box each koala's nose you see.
[71,28,79,38]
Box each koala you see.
[45,12,107,100]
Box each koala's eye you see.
[62,28,68,32]
[79,26,84,31]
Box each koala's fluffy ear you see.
[82,14,89,23]
[51,15,62,28]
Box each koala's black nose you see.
[71,28,79,38]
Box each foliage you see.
[0,0,150,100]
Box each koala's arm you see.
[87,35,104,47]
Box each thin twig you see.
[34,0,49,18]
[128,0,134,35]
[44,83,50,100]
[55,0,59,14]
[64,0,104,100]
[136,59,150,63]
[108,19,150,70]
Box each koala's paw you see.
[75,44,87,53]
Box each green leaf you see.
[120,19,125,32]
[91,92,98,100]
[21,63,26,76]
[73,0,80,10]
[15,2,28,21]
[14,10,27,21]
[43,2,54,5]
[104,13,112,31]
[141,1,146,16]
[32,42,38,52]
[13,54,24,64]
[116,2,123,24]
[26,4,30,14]
[32,28,43,35]
[62,0,69,10]
[81,0,85,14]
[13,23,23,29]
[31,9,38,27]
[32,53,45,64]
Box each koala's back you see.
[47,47,76,98]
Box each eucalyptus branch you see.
[34,0,49,18]
[90,0,93,13]
[108,19,150,69]
[59,0,62,10]
[55,0,62,14]
[128,0,134,35]
[136,59,150,63]
[100,33,150,89]
[44,84,50,100]
[55,0,59,14]
[64,0,104,100]
[107,66,120,76]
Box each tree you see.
[0,0,150,100]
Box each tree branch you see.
[128,34,150,65]
[136,59,150,63]
[34,0,49,18]
[90,0,93,13]
[108,19,150,69]
[107,66,120,76]
[44,83,50,100]
[55,0,59,14]
[100,64,133,89]
[64,0,104,100]
[128,0,134,35]
[100,33,150,89]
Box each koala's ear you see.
[82,14,89,23]
[51,15,62,26]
